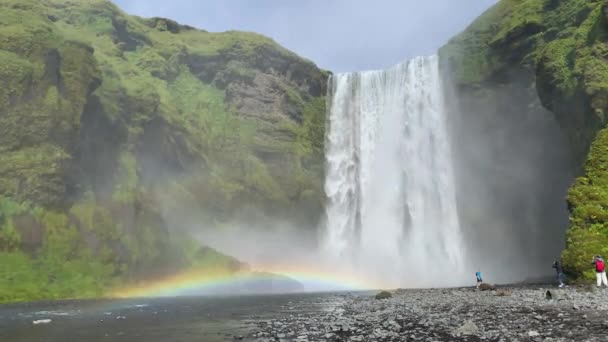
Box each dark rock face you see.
[183,44,328,124]
[225,73,296,122]
[144,17,197,34]
[442,67,574,281]
[535,50,603,165]
[13,214,44,252]
[439,0,608,280]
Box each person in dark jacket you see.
[552,260,564,288]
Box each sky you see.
[111,0,498,73]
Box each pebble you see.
[250,285,608,341]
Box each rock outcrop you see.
[439,0,608,279]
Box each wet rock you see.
[478,283,496,291]
[495,289,512,296]
[375,291,392,300]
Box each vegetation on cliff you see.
[0,0,327,302]
[440,0,608,280]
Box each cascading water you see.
[323,56,468,287]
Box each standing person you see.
[552,260,565,288]
[475,271,483,289]
[592,255,608,287]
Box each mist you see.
[161,212,366,291]
[147,60,577,292]
[444,69,575,284]
[105,0,574,291]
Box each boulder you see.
[496,289,512,296]
[545,289,566,300]
[452,320,480,337]
[375,291,392,300]
[478,283,496,291]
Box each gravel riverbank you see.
[249,285,608,341]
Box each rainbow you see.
[111,266,382,299]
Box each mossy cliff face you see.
[440,0,608,279]
[0,0,327,302]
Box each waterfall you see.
[323,56,467,287]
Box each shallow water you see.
[0,293,344,342]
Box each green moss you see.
[112,150,139,203]
[0,50,34,110]
[0,0,327,302]
[0,192,246,303]
[440,0,605,88]
[0,198,116,302]
[68,199,97,231]
[539,37,578,95]
[300,97,326,158]
[0,221,21,252]
[0,145,71,206]
[0,2,101,206]
[562,128,608,277]
[133,47,168,78]
[489,0,543,48]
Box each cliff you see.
[440,0,608,279]
[0,0,328,302]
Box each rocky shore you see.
[249,285,608,341]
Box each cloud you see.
[111,0,497,72]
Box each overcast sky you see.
[111,0,497,73]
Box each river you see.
[0,293,344,341]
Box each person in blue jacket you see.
[475,271,483,288]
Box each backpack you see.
[596,259,605,272]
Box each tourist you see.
[552,260,565,288]
[592,255,607,287]
[475,271,483,288]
